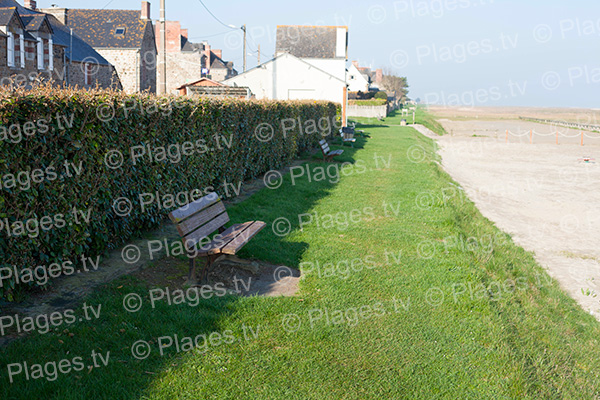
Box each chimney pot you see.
[141,1,150,20]
[24,0,37,10]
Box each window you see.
[19,33,25,68]
[7,32,14,67]
[114,27,126,36]
[48,37,53,71]
[85,63,92,85]
[37,37,43,70]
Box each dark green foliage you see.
[0,88,337,299]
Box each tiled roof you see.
[276,25,345,59]
[181,37,202,53]
[0,7,17,26]
[20,14,47,32]
[67,9,151,49]
[0,0,33,15]
[46,14,111,65]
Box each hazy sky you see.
[38,0,599,107]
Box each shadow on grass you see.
[0,139,366,399]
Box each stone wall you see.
[96,24,156,94]
[97,49,141,93]
[65,61,122,90]
[0,36,65,88]
[347,105,387,119]
[164,51,202,93]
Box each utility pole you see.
[257,44,260,65]
[242,24,247,72]
[158,0,166,94]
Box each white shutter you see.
[19,33,25,68]
[37,36,43,69]
[48,37,53,71]
[7,32,14,67]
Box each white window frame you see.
[37,36,43,70]
[19,33,25,68]
[48,37,53,71]
[7,32,14,67]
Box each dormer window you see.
[114,27,126,36]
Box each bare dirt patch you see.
[130,254,300,297]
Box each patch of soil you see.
[131,255,300,297]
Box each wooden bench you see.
[349,122,368,137]
[319,139,343,162]
[168,192,266,283]
[339,127,356,147]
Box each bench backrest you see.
[319,139,330,155]
[168,192,229,251]
[341,127,354,140]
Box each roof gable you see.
[20,14,52,33]
[0,7,22,29]
[67,9,150,49]
[224,52,345,84]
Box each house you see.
[0,0,66,87]
[177,77,250,98]
[223,52,345,103]
[42,1,157,93]
[347,63,369,92]
[225,25,348,106]
[275,25,347,84]
[0,0,121,90]
[154,20,236,93]
[347,61,383,92]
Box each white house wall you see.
[224,54,345,105]
[301,58,346,82]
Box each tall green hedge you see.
[0,88,338,300]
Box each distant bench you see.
[169,192,265,283]
[319,139,343,162]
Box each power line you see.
[196,0,236,30]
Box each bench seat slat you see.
[220,221,266,255]
[183,212,231,252]
[194,221,255,256]
[175,201,227,237]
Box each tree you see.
[381,68,409,102]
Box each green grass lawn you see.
[2,112,600,399]
[415,105,448,136]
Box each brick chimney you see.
[352,60,359,68]
[181,29,188,39]
[24,0,36,9]
[141,1,150,20]
[213,49,222,59]
[375,68,383,84]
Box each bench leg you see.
[188,257,197,281]
[199,254,220,284]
